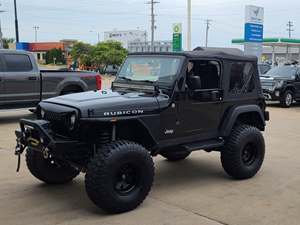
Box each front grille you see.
[261,81,274,87]
[44,111,71,136]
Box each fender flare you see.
[220,105,266,137]
[56,78,88,95]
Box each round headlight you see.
[70,114,76,129]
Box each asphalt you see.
[0,103,299,225]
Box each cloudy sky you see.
[1,0,299,49]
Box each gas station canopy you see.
[232,38,300,47]
[232,38,300,65]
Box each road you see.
[0,104,299,225]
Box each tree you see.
[70,42,93,67]
[91,41,128,71]
[2,38,15,49]
[45,48,65,64]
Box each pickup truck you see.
[0,50,102,109]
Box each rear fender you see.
[220,105,266,137]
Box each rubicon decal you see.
[103,109,144,117]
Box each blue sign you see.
[244,23,264,42]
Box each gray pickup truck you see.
[0,50,102,109]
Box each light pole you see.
[90,30,100,43]
[187,0,191,51]
[14,0,19,43]
[0,8,5,49]
[33,26,39,42]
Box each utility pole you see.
[14,0,19,43]
[33,26,39,42]
[146,0,159,52]
[287,21,294,38]
[205,19,212,48]
[187,0,191,51]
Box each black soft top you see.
[129,49,257,62]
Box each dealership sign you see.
[173,23,182,52]
[244,5,264,62]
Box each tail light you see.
[96,75,102,90]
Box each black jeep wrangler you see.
[260,65,300,107]
[15,50,269,213]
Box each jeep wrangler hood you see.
[42,89,169,118]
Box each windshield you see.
[265,66,297,78]
[118,56,182,83]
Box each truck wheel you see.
[26,148,80,184]
[160,150,191,161]
[280,90,293,108]
[85,140,154,213]
[221,125,265,180]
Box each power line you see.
[205,19,212,48]
[287,21,294,38]
[146,0,159,51]
[33,26,40,42]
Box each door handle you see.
[28,76,37,81]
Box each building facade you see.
[128,41,173,53]
[104,30,147,49]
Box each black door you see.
[169,60,223,143]
[3,53,39,104]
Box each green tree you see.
[45,48,65,64]
[2,38,15,49]
[91,41,128,72]
[70,42,93,67]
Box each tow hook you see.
[43,148,50,159]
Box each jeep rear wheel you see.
[160,150,191,161]
[85,140,154,213]
[280,90,293,108]
[221,125,265,180]
[26,148,80,184]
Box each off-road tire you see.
[221,125,265,180]
[26,148,80,184]
[160,150,191,161]
[280,90,293,108]
[85,140,154,213]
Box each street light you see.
[0,6,6,49]
[14,0,19,43]
[90,30,100,43]
[33,26,39,42]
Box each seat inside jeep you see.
[187,60,220,90]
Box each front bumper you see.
[262,89,281,101]
[15,119,78,156]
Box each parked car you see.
[0,50,102,109]
[260,65,300,107]
[15,50,269,213]
[258,63,271,75]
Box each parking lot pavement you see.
[0,105,300,225]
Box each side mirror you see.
[187,76,201,90]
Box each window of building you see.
[229,62,255,94]
[37,53,41,60]
[3,54,33,72]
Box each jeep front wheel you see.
[280,90,293,108]
[221,125,265,180]
[85,140,154,213]
[26,148,80,184]
[160,150,191,161]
